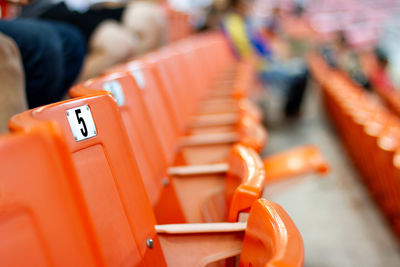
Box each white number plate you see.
[131,68,146,89]
[66,105,97,142]
[103,80,125,106]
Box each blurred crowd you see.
[1,0,400,132]
[0,0,169,131]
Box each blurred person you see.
[20,0,166,80]
[0,32,26,132]
[221,0,267,58]
[0,17,86,108]
[321,31,370,90]
[221,0,308,118]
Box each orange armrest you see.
[168,163,229,176]
[190,113,239,128]
[227,145,266,222]
[155,222,246,234]
[180,132,239,146]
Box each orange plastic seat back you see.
[181,46,209,96]
[9,93,166,267]
[149,53,201,143]
[133,61,180,161]
[173,45,206,101]
[113,61,179,164]
[0,123,100,266]
[226,144,266,222]
[240,199,304,267]
[145,50,190,132]
[163,44,213,105]
[151,46,202,118]
[70,74,187,224]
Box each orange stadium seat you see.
[156,198,304,267]
[0,123,100,266]
[9,93,166,266]
[169,143,266,223]
[239,199,304,267]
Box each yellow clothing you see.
[224,13,253,58]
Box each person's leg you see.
[43,20,86,97]
[284,67,309,117]
[0,33,27,133]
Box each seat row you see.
[1,33,329,266]
[309,52,400,242]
